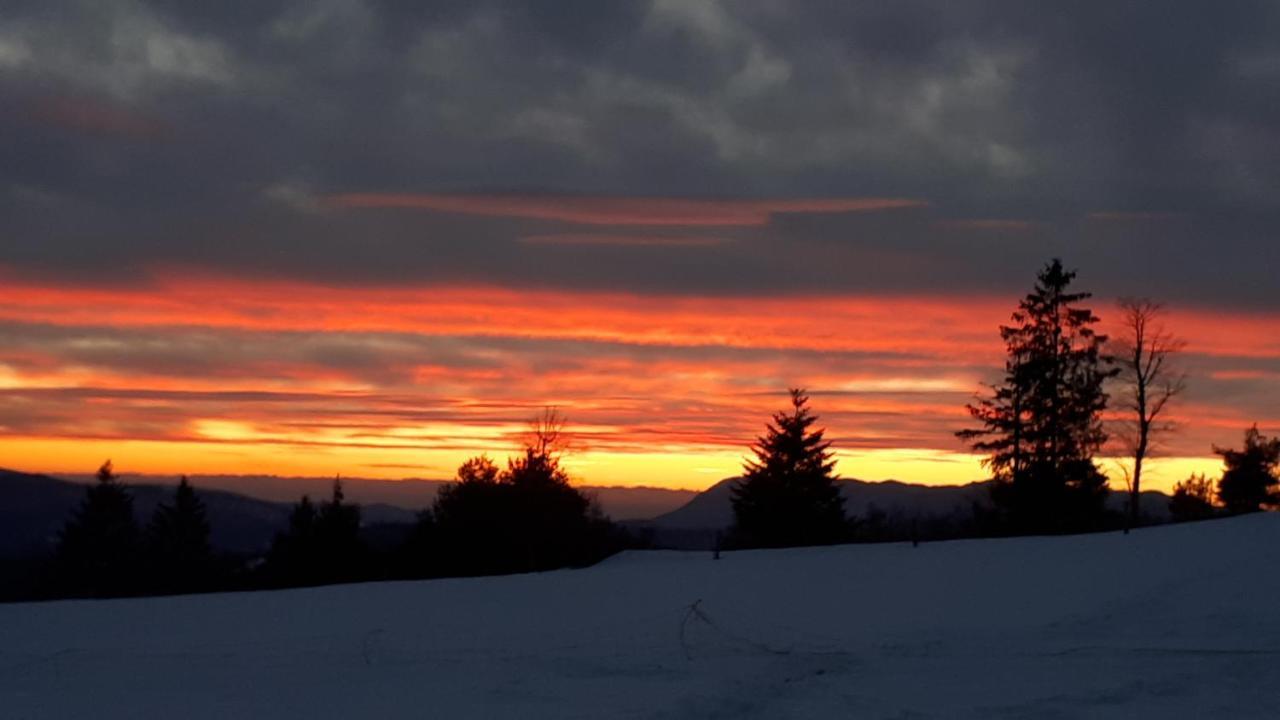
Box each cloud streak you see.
[517,233,732,247]
[0,270,1276,488]
[324,193,927,226]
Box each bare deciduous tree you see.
[1111,298,1187,532]
[524,407,571,460]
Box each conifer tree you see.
[289,495,319,541]
[55,461,141,597]
[958,259,1114,532]
[1215,425,1280,514]
[146,476,213,594]
[730,388,846,548]
[505,443,592,571]
[433,455,515,575]
[316,478,364,581]
[267,494,320,586]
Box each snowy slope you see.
[2,515,1279,718]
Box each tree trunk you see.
[1129,436,1147,532]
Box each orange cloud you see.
[0,270,1006,356]
[323,193,927,226]
[1,268,1276,489]
[1209,369,1280,381]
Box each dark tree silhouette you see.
[1169,473,1216,522]
[1215,426,1280,514]
[433,412,616,575]
[433,455,512,575]
[397,508,438,579]
[958,259,1115,533]
[146,476,214,594]
[730,388,846,548]
[315,478,364,582]
[266,482,365,588]
[504,443,594,571]
[1110,298,1186,532]
[266,495,321,586]
[54,461,141,597]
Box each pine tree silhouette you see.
[730,389,846,548]
[55,461,141,597]
[146,476,213,594]
[316,478,364,582]
[958,259,1114,533]
[1215,425,1280,514]
[505,446,592,571]
[267,479,367,587]
[267,494,320,587]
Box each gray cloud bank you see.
[1,0,1278,308]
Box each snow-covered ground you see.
[3,515,1279,719]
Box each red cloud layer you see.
[1,269,1276,484]
[0,272,1005,356]
[324,193,927,226]
[2,271,1276,359]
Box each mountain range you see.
[631,477,1175,549]
[1,469,1174,559]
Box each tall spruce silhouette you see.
[958,259,1114,532]
[1215,425,1280,514]
[55,460,141,597]
[146,476,213,594]
[730,388,846,548]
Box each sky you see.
[1,0,1278,491]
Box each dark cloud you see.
[1,0,1278,308]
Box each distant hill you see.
[6,468,1174,557]
[0,468,294,557]
[634,476,1175,548]
[651,477,991,531]
[51,473,695,522]
[0,468,699,561]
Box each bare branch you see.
[1109,298,1187,528]
[524,406,572,459]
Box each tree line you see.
[957,259,1276,532]
[41,412,628,599]
[725,258,1278,548]
[29,258,1280,597]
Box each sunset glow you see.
[3,0,1279,499]
[1,268,1273,491]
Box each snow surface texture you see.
[3,515,1279,719]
